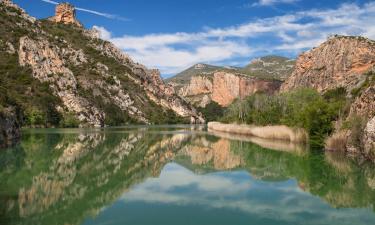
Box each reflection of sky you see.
[83,163,375,225]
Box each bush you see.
[198,101,225,122]
[61,112,80,128]
[221,88,348,145]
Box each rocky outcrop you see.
[178,76,213,107]
[176,72,281,107]
[350,85,375,118]
[18,36,106,127]
[363,117,375,160]
[90,38,204,123]
[49,3,82,27]
[212,72,281,107]
[281,36,375,93]
[0,107,21,148]
[243,56,295,81]
[0,1,204,126]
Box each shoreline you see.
[207,122,308,143]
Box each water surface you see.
[1,126,375,225]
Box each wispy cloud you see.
[94,2,375,75]
[40,0,129,21]
[251,0,300,7]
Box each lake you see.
[1,125,375,225]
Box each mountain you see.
[0,0,204,139]
[166,63,227,86]
[166,58,289,107]
[242,55,295,81]
[176,72,281,107]
[281,35,375,93]
[280,35,375,160]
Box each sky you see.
[13,0,375,77]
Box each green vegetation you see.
[198,101,225,122]
[221,88,348,145]
[0,51,62,127]
[241,55,295,81]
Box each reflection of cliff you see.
[0,131,194,225]
[179,135,375,211]
[1,129,375,225]
[181,138,243,170]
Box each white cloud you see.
[118,163,375,224]
[93,26,112,40]
[94,2,375,75]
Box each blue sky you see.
[14,0,375,77]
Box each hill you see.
[0,1,204,131]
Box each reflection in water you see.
[0,126,374,225]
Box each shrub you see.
[24,108,44,126]
[220,88,348,146]
[198,101,225,122]
[61,112,80,128]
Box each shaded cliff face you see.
[0,1,204,126]
[281,36,375,93]
[0,107,21,148]
[177,72,281,107]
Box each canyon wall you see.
[179,72,281,107]
[0,0,204,129]
[281,36,375,93]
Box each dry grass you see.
[325,130,348,152]
[208,122,308,143]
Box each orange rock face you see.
[212,72,281,107]
[52,3,82,27]
[281,36,375,93]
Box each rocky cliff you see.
[281,35,375,93]
[177,72,281,107]
[0,0,204,132]
[48,3,82,27]
[281,35,375,161]
[167,56,292,108]
[243,55,295,81]
[212,72,281,107]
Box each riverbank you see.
[207,122,308,143]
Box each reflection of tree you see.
[1,129,375,225]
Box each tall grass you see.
[325,131,348,152]
[208,122,308,143]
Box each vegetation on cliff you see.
[0,1,199,131]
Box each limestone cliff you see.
[212,72,281,107]
[177,72,281,107]
[281,36,375,93]
[0,0,204,131]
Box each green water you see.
[1,126,375,225]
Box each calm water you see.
[1,125,375,225]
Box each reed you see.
[208,122,308,143]
[325,131,348,152]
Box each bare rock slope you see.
[0,0,204,132]
[281,35,375,93]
